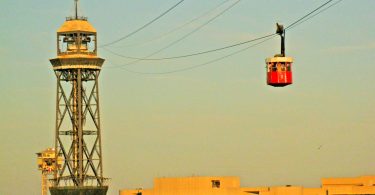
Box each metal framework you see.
[52,68,106,187]
[49,1,108,190]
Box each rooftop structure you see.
[120,176,375,195]
[36,148,63,195]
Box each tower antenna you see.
[74,0,79,19]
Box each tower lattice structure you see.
[49,1,108,194]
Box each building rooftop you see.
[120,175,375,195]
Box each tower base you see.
[50,186,108,195]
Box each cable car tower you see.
[266,23,294,87]
[49,0,108,194]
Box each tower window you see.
[211,180,220,188]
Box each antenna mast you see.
[75,0,79,19]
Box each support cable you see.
[286,0,344,31]
[110,0,233,49]
[106,0,243,67]
[104,33,275,61]
[117,35,277,74]
[284,0,334,30]
[101,0,185,47]
[109,0,343,74]
[106,0,339,64]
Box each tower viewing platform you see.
[50,17,104,71]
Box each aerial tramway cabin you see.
[266,23,294,87]
[266,56,293,87]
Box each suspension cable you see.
[286,0,344,31]
[106,0,243,68]
[285,0,334,30]
[107,0,343,74]
[105,0,339,63]
[114,35,277,74]
[109,0,234,49]
[104,33,275,61]
[101,0,185,47]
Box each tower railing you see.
[66,16,88,21]
[58,51,97,56]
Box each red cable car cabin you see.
[266,56,293,87]
[265,23,294,87]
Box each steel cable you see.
[107,0,343,74]
[101,0,185,47]
[109,0,233,49]
[285,0,335,30]
[116,35,277,74]
[104,33,275,61]
[286,0,344,31]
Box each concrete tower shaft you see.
[49,2,108,194]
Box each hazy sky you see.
[1,0,375,195]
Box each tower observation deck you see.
[49,1,108,194]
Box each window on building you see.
[211,180,221,188]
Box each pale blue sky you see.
[1,0,375,195]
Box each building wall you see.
[120,176,375,195]
[120,176,248,195]
[242,186,325,195]
[322,176,375,195]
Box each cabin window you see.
[272,63,277,72]
[286,63,291,71]
[267,63,272,72]
[281,63,286,71]
[276,62,283,72]
[212,180,221,188]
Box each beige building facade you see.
[120,176,375,195]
